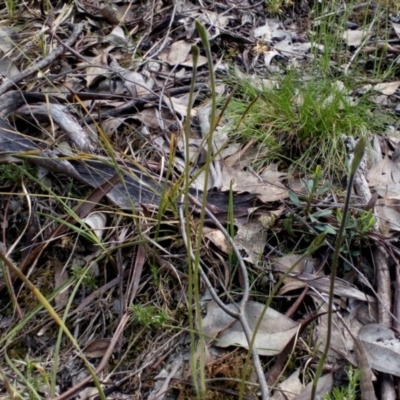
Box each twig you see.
[344,11,383,74]
[52,313,130,400]
[82,83,208,122]
[0,24,83,95]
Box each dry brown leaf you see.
[373,81,400,95]
[83,338,111,358]
[221,163,288,202]
[85,52,110,88]
[272,368,303,400]
[234,217,268,264]
[204,227,230,253]
[366,157,400,186]
[0,57,19,79]
[392,22,400,39]
[202,300,300,356]
[123,71,154,97]
[273,254,314,274]
[375,198,400,236]
[359,324,400,377]
[342,29,367,47]
[294,373,333,400]
[158,40,207,67]
[0,26,17,53]
[54,260,69,308]
[83,212,107,240]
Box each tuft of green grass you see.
[226,69,390,177]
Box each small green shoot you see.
[71,266,97,290]
[130,305,169,328]
[0,163,36,186]
[323,366,361,400]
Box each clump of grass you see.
[226,69,389,177]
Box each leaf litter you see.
[1,0,400,399]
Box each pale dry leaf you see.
[374,198,400,236]
[313,298,361,364]
[234,217,267,264]
[148,354,183,400]
[204,227,230,253]
[342,29,367,47]
[105,26,129,46]
[261,163,287,184]
[202,301,300,356]
[274,40,312,58]
[373,81,400,95]
[0,57,20,79]
[54,261,69,308]
[180,54,208,67]
[374,184,400,200]
[273,368,303,400]
[158,40,195,66]
[366,157,400,186]
[264,49,281,67]
[83,338,111,358]
[99,117,124,136]
[221,163,288,202]
[0,26,17,53]
[83,212,107,240]
[392,22,400,39]
[123,71,154,97]
[294,373,333,400]
[278,278,307,294]
[254,19,291,42]
[77,387,100,400]
[164,95,195,117]
[85,53,110,88]
[115,4,135,23]
[358,324,400,377]
[137,108,164,130]
[314,311,351,362]
[272,254,313,274]
[200,10,229,30]
[300,274,375,302]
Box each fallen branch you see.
[0,24,84,95]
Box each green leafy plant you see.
[0,163,36,186]
[323,366,361,400]
[286,165,375,239]
[71,266,97,290]
[266,0,294,14]
[130,305,169,328]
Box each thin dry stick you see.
[344,10,383,74]
[179,194,271,400]
[0,24,83,95]
[53,313,130,400]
